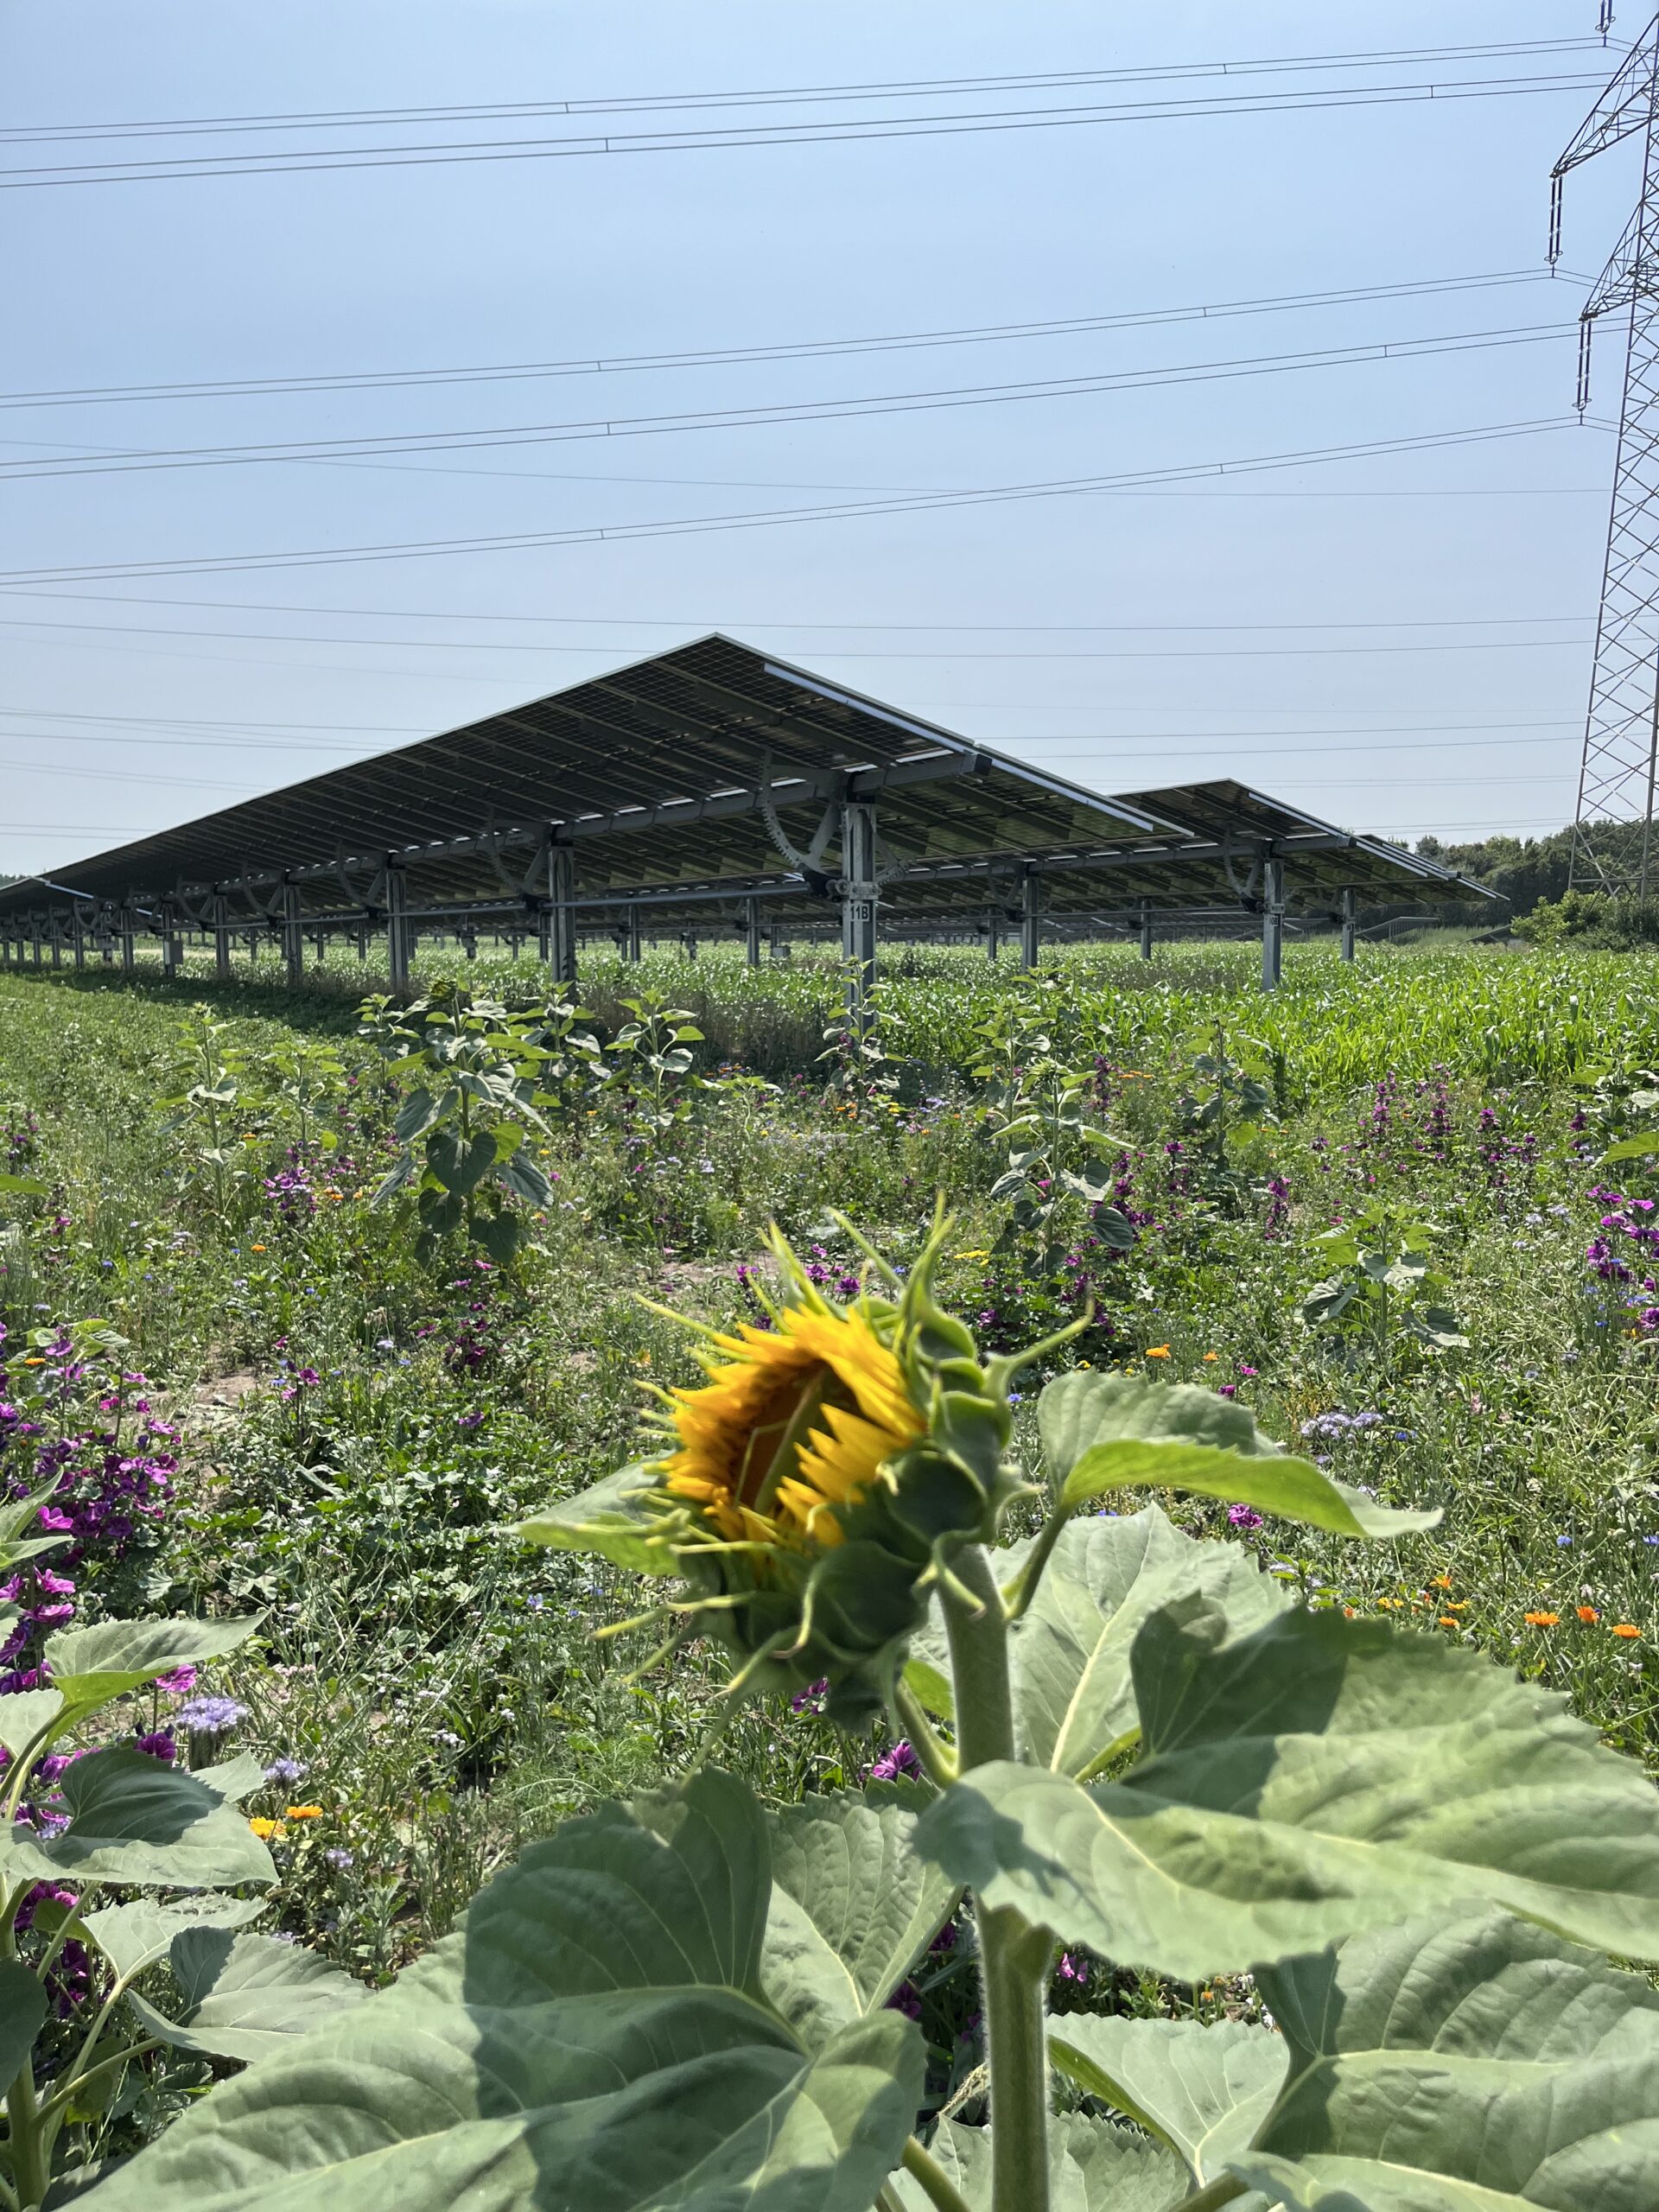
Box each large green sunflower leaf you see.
[513,1461,677,1575]
[127,1930,365,2062]
[80,1896,269,1982]
[0,1747,275,1888]
[886,2114,1186,2212]
[761,1783,958,2051]
[1039,1371,1437,1538]
[1014,1506,1286,1777]
[83,1769,922,2212]
[1229,1908,1659,2212]
[1050,2016,1286,2186]
[915,1602,1659,1979]
[43,1613,264,1714]
[0,1958,47,2095]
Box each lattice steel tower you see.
[1552,6,1659,893]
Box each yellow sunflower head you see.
[661,1296,925,1550]
[519,1210,1076,1729]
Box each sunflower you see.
[663,1301,925,1549]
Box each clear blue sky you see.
[1,0,1646,874]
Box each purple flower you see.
[868,1741,922,1783]
[175,1695,249,1736]
[134,1731,176,1763]
[324,1847,355,1870]
[263,1757,308,1785]
[155,1665,197,1696]
[1227,1504,1265,1532]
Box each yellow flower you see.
[251,1243,267,1252]
[284,1803,324,1820]
[951,1249,990,1262]
[663,1302,924,1549]
[248,1816,285,1840]
[1202,1351,1218,1363]
[1147,1345,1171,1360]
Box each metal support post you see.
[29,922,41,969]
[1020,867,1044,971]
[744,896,761,968]
[1139,902,1154,961]
[209,894,231,981]
[544,840,576,986]
[1338,886,1357,962]
[770,922,785,962]
[986,907,1000,963]
[280,883,304,988]
[385,867,411,987]
[119,904,135,974]
[625,904,642,962]
[680,931,698,962]
[840,801,878,1022]
[72,906,85,972]
[160,904,180,976]
[1261,857,1285,989]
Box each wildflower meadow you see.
[2,935,1658,2209]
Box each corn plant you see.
[359,988,557,1266]
[0,1489,358,2206]
[86,1223,1659,2212]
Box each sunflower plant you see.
[82,1222,1659,2212]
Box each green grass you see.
[3,939,1657,1983]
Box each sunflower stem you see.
[942,1543,1050,2212]
[892,1676,958,1786]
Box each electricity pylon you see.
[1552,8,1659,895]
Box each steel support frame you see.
[1340,886,1357,963]
[1261,857,1286,989]
[840,800,878,1022]
[385,865,412,987]
[1020,866,1044,972]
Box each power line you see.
[0,70,1610,191]
[7,37,1614,145]
[0,268,1568,414]
[0,587,1599,632]
[0,415,1592,585]
[0,610,1595,658]
[0,322,1575,483]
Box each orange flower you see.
[1611,1623,1642,1639]
[1577,1605,1599,1624]
[1202,1351,1219,1363]
[1430,1573,1453,1591]
[251,1243,267,1253]
[1437,1616,1459,1629]
[284,1803,324,1820]
[1147,1345,1171,1359]
[1524,1611,1560,1628]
